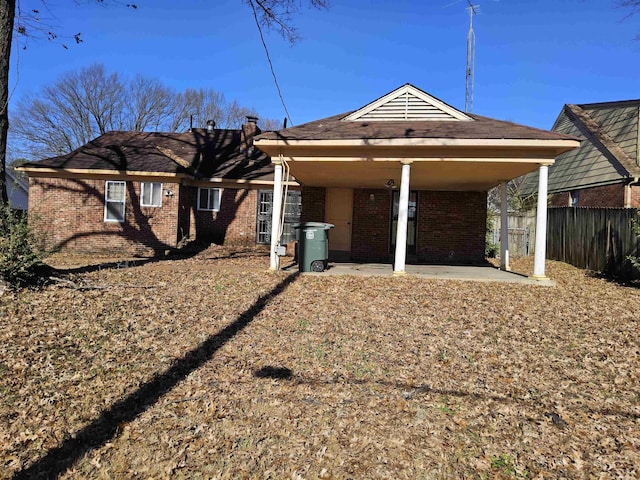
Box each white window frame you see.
[141,182,163,207]
[104,181,126,222]
[197,187,221,211]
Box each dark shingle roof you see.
[565,104,640,177]
[520,100,640,196]
[21,129,276,182]
[255,112,579,142]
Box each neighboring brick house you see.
[520,100,640,207]
[17,118,301,255]
[255,84,578,275]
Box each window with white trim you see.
[141,182,162,207]
[105,181,126,222]
[197,187,221,211]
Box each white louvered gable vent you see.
[343,84,472,122]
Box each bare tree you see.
[11,64,282,158]
[168,88,241,132]
[620,0,640,15]
[487,176,535,214]
[260,117,284,130]
[0,0,328,202]
[122,75,175,132]
[12,64,127,158]
[0,0,16,202]
[619,1,640,37]
[245,0,329,43]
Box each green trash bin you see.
[293,222,334,272]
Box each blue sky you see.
[8,0,640,132]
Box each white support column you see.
[500,181,510,271]
[269,160,283,271]
[532,164,549,279]
[393,161,412,275]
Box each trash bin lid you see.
[293,222,334,230]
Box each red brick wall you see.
[28,177,181,255]
[550,192,570,207]
[349,189,487,264]
[351,189,392,262]
[628,185,640,207]
[189,187,259,246]
[177,184,192,243]
[301,187,326,223]
[578,184,625,207]
[416,191,487,264]
[551,185,632,208]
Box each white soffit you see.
[342,84,473,122]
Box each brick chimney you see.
[241,116,261,156]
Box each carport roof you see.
[255,83,577,144]
[255,111,578,143]
[253,84,580,191]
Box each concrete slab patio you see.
[290,262,556,286]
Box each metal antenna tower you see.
[465,1,478,113]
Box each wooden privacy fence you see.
[547,207,640,278]
[491,211,537,257]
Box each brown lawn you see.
[1,248,638,479]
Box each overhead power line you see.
[247,0,294,127]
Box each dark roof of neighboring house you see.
[255,112,579,142]
[520,99,640,195]
[20,128,276,182]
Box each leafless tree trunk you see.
[0,0,15,203]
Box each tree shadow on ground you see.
[251,369,640,422]
[13,271,299,480]
[584,270,640,289]
[45,245,271,277]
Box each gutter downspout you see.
[625,177,640,208]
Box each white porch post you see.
[500,181,510,271]
[532,164,549,279]
[393,160,412,275]
[269,159,283,271]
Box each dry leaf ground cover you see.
[1,248,639,479]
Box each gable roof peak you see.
[342,84,472,122]
[563,103,640,177]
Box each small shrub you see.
[627,210,640,275]
[0,202,45,287]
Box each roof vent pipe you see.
[206,120,215,132]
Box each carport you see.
[254,84,579,279]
